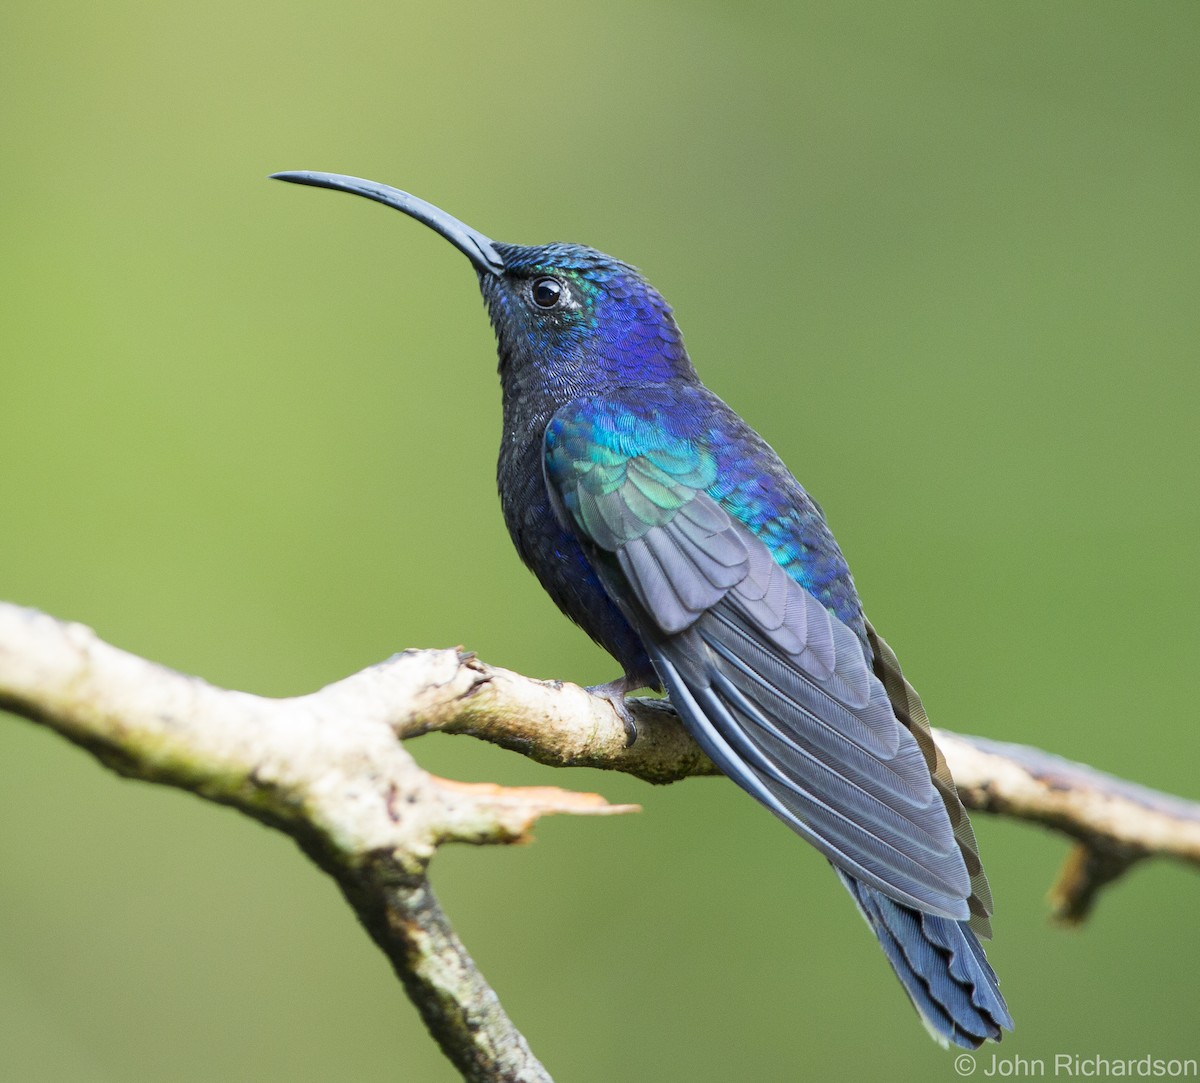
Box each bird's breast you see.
[496,402,654,683]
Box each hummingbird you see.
[272,170,1012,1048]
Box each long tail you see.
[836,868,1013,1049]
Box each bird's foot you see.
[586,675,645,748]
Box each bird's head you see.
[271,171,695,399]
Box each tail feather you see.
[865,621,995,939]
[837,868,1013,1049]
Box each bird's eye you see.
[531,276,564,309]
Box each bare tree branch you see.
[2,601,1198,1078]
[0,603,626,1083]
[931,732,1200,921]
[400,651,1200,921]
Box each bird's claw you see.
[620,710,638,749]
[586,676,641,748]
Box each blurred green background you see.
[2,2,1198,1080]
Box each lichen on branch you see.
[2,601,1198,1081]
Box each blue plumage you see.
[274,171,1013,1049]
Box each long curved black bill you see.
[270,171,505,275]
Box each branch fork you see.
[2,601,1198,1081]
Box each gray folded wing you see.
[581,482,973,918]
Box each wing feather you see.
[545,406,975,919]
